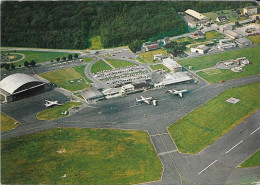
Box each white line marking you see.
[226,140,243,154]
[198,160,217,175]
[158,149,178,156]
[250,127,260,135]
[193,84,209,93]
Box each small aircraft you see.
[136,96,153,105]
[45,100,61,107]
[166,89,188,97]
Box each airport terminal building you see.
[0,73,48,103]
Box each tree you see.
[11,63,15,70]
[62,56,66,61]
[1,63,6,68]
[56,57,60,62]
[235,21,241,28]
[74,54,78,58]
[68,54,72,60]
[24,61,29,67]
[5,63,10,70]
[30,60,36,67]
[236,9,241,15]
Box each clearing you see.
[1,128,162,184]
[89,36,103,50]
[168,83,260,154]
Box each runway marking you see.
[192,84,209,93]
[226,140,243,154]
[158,149,178,156]
[250,126,260,135]
[149,133,169,137]
[198,160,217,175]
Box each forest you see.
[1,1,255,51]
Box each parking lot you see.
[93,66,151,87]
[108,48,136,60]
[235,24,260,37]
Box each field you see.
[89,36,103,50]
[179,46,260,71]
[90,59,112,73]
[139,49,167,63]
[72,65,92,83]
[238,149,260,168]
[247,35,260,45]
[1,112,19,131]
[1,128,162,184]
[203,9,247,23]
[82,57,94,63]
[39,68,89,91]
[136,57,148,63]
[36,102,82,120]
[150,64,170,72]
[1,50,79,66]
[204,31,223,40]
[105,59,136,68]
[168,83,260,154]
[0,53,23,62]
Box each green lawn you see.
[39,68,89,91]
[72,65,92,83]
[168,83,260,154]
[238,150,260,168]
[1,112,19,131]
[91,59,112,73]
[36,102,82,120]
[139,49,167,63]
[105,59,136,68]
[204,31,223,40]
[136,57,148,63]
[89,36,103,50]
[82,57,94,63]
[247,35,260,45]
[150,64,170,72]
[1,128,162,184]
[0,53,23,62]
[1,50,79,66]
[179,46,260,71]
[204,9,247,23]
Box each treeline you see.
[2,1,256,51]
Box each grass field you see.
[139,49,167,63]
[72,65,92,83]
[1,128,162,184]
[238,149,260,168]
[1,112,19,131]
[247,35,260,45]
[39,68,89,91]
[36,102,82,120]
[168,83,260,154]
[91,59,112,73]
[89,36,103,50]
[82,57,94,63]
[0,53,23,62]
[1,50,79,66]
[179,46,260,71]
[204,31,223,40]
[150,64,170,72]
[105,59,136,68]
[203,9,246,23]
[136,57,148,63]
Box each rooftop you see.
[185,9,208,20]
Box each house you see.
[185,9,209,24]
[224,30,240,39]
[235,38,252,47]
[216,16,227,22]
[162,58,182,72]
[190,45,210,54]
[243,6,258,15]
[142,42,160,52]
[218,39,236,50]
[236,57,249,65]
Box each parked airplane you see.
[136,96,153,105]
[45,100,61,107]
[166,89,188,97]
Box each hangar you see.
[0,73,48,103]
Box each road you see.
[1,74,260,185]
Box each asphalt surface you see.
[1,74,260,185]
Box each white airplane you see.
[166,89,188,98]
[136,96,153,105]
[45,100,61,107]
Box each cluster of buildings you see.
[141,37,170,52]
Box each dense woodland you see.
[2,1,255,51]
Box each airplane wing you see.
[178,93,183,97]
[144,99,150,104]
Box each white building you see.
[190,45,209,54]
[235,38,252,47]
[154,72,192,88]
[243,6,258,15]
[225,30,240,39]
[162,58,182,72]
[218,39,237,50]
[121,84,135,94]
[185,9,209,24]
[154,54,163,61]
